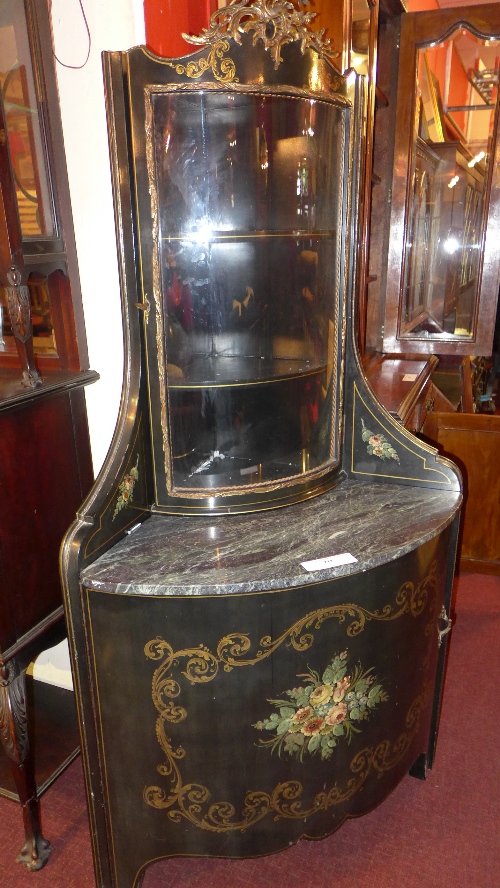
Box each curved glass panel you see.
[152,91,343,492]
[401,27,499,342]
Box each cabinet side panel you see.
[0,392,91,649]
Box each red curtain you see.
[144,0,218,58]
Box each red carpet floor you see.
[1,572,499,888]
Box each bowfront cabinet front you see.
[78,483,458,887]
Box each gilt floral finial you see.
[183,0,338,70]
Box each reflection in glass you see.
[0,274,57,355]
[351,0,371,77]
[402,28,498,341]
[0,302,5,351]
[152,91,343,491]
[0,1,56,238]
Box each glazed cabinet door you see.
[376,4,500,356]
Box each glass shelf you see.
[168,357,324,387]
[169,361,329,489]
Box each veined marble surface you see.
[82,481,461,597]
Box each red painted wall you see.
[406,0,439,10]
[144,0,218,58]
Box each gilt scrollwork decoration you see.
[146,561,436,692]
[165,40,237,84]
[184,0,338,70]
[143,564,437,831]
[143,678,429,831]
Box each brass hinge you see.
[437,606,452,646]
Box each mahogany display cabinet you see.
[61,5,462,887]
[368,4,500,358]
[0,0,98,871]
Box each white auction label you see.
[402,373,418,382]
[301,553,358,572]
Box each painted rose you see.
[332,676,350,703]
[361,419,400,463]
[302,716,324,736]
[254,651,388,761]
[309,684,333,708]
[112,454,140,520]
[325,702,348,726]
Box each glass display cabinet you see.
[365,4,500,576]
[145,82,346,510]
[379,5,500,356]
[61,4,461,887]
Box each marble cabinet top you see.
[81,480,461,597]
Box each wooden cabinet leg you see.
[0,661,52,870]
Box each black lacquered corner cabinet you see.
[61,5,462,887]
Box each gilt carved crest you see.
[184,0,338,69]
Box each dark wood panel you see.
[422,411,500,572]
[0,387,94,655]
[0,368,98,412]
[311,0,350,70]
[365,354,438,430]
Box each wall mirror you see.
[383,5,500,356]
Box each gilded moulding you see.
[142,563,438,831]
[140,76,349,106]
[145,98,172,487]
